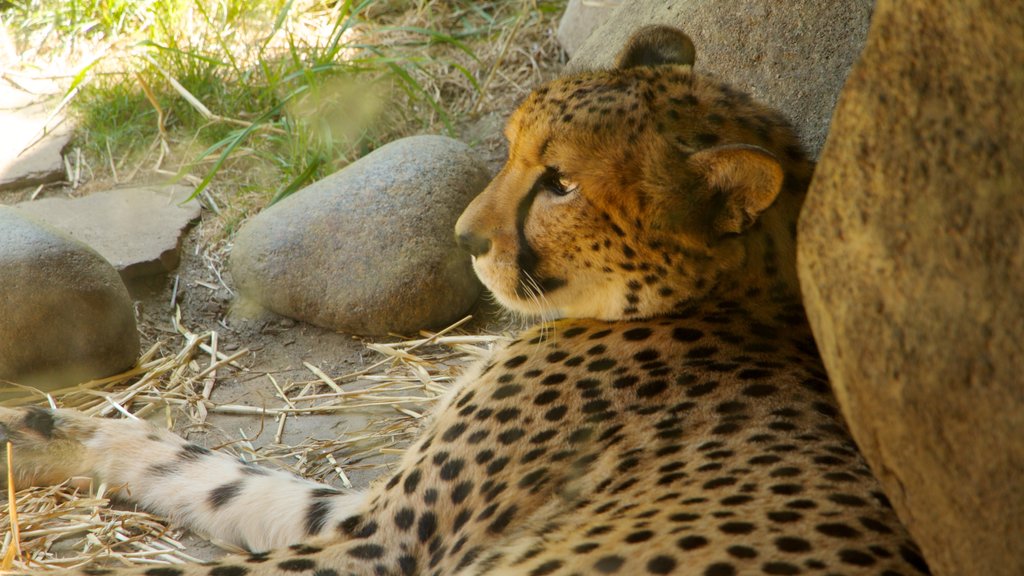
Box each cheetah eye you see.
[542,166,580,197]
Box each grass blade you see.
[380,26,479,60]
[135,39,228,67]
[187,87,304,200]
[384,60,451,133]
[269,155,324,205]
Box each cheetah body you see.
[1,27,930,576]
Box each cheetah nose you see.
[457,231,491,257]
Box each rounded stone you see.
[798,2,1024,575]
[564,0,873,158]
[0,207,139,390]
[230,135,488,335]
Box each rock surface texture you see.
[14,185,200,280]
[231,135,488,335]
[556,0,623,57]
[0,85,72,191]
[0,208,139,389]
[797,3,1024,576]
[566,0,872,158]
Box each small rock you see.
[565,0,873,158]
[14,184,201,280]
[231,135,488,335]
[0,208,139,391]
[798,2,1024,574]
[556,0,624,57]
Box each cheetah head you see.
[456,26,809,321]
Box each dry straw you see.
[1,312,501,572]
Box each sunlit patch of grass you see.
[72,78,152,153]
[4,0,566,212]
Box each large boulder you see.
[565,0,872,158]
[231,135,488,336]
[556,0,623,57]
[798,2,1024,576]
[0,208,139,390]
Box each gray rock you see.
[797,2,1024,575]
[0,87,72,191]
[566,0,872,158]
[0,208,139,391]
[231,135,488,336]
[14,185,200,280]
[556,0,624,57]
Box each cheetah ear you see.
[615,26,696,69]
[689,144,784,236]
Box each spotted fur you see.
[0,26,930,576]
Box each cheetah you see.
[0,26,931,576]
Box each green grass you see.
[4,0,563,206]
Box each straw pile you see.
[1,312,501,572]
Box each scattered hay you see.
[0,313,503,571]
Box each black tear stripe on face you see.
[515,169,567,298]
